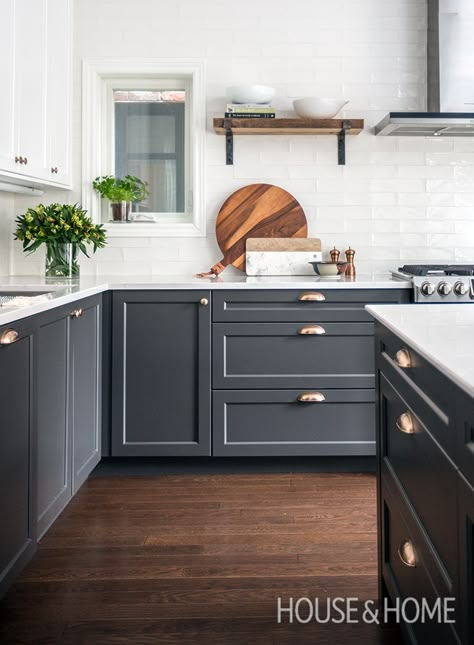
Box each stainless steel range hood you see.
[375,0,474,136]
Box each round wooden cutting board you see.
[197,184,307,276]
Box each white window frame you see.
[82,59,205,237]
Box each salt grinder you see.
[329,247,340,263]
[345,246,356,277]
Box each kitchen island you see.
[367,303,474,645]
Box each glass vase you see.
[45,242,80,279]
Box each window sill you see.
[103,220,206,238]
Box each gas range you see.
[391,265,474,303]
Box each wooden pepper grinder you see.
[345,246,356,277]
[329,246,340,263]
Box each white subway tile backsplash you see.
[2,0,472,278]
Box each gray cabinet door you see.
[36,308,70,538]
[69,296,101,494]
[458,473,474,645]
[0,319,36,597]
[213,389,376,456]
[111,291,211,456]
[213,322,375,389]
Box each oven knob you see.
[437,281,452,296]
[454,281,468,296]
[420,281,435,296]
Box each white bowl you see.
[292,97,348,119]
[226,85,275,104]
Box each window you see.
[82,61,205,237]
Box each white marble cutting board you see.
[246,250,323,275]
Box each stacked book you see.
[225,103,275,118]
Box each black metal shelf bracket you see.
[224,119,233,165]
[337,120,352,165]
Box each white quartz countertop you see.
[366,303,474,399]
[0,273,410,326]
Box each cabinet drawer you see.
[213,289,410,323]
[381,472,459,645]
[213,322,375,389]
[456,391,474,489]
[377,323,456,458]
[213,389,375,456]
[380,374,458,587]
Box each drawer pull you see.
[0,329,19,345]
[298,325,326,335]
[298,292,326,302]
[200,298,209,306]
[396,412,415,435]
[297,392,326,403]
[395,348,412,368]
[398,540,417,568]
[70,308,83,319]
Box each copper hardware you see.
[297,392,326,403]
[395,348,412,368]
[200,298,209,306]
[297,325,326,335]
[15,156,22,164]
[345,246,356,277]
[298,292,326,302]
[396,412,415,435]
[398,540,417,568]
[0,329,19,345]
[51,167,58,174]
[23,157,28,165]
[70,308,83,319]
[329,247,340,263]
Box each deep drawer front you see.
[213,289,410,323]
[377,323,456,458]
[380,374,458,586]
[213,389,375,456]
[456,391,474,489]
[381,472,459,645]
[213,322,375,389]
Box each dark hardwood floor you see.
[0,472,402,644]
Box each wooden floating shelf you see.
[213,117,365,165]
[213,117,364,136]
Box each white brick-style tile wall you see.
[4,0,474,277]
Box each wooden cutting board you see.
[246,238,321,252]
[197,184,307,276]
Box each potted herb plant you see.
[92,175,149,222]
[14,203,107,278]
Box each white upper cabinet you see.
[0,0,72,189]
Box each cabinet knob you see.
[298,292,326,302]
[15,156,22,164]
[0,329,19,345]
[297,392,326,403]
[394,348,412,368]
[23,157,28,165]
[398,540,417,568]
[200,298,208,306]
[396,412,415,435]
[70,308,83,318]
[297,325,326,335]
[51,167,58,174]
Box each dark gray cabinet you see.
[213,289,409,457]
[36,307,70,538]
[111,291,211,456]
[69,297,101,493]
[36,295,102,537]
[375,320,473,645]
[0,318,36,597]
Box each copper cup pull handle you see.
[298,292,326,302]
[298,325,326,335]
[396,412,415,435]
[0,329,19,345]
[297,392,326,403]
[395,348,412,368]
[398,540,417,568]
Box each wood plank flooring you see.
[0,472,402,644]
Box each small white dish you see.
[226,85,275,104]
[293,97,348,119]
